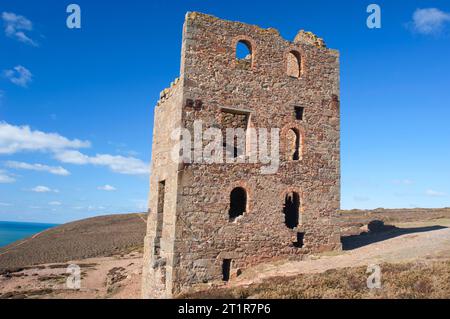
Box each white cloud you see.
[55,150,149,176]
[0,169,15,183]
[31,185,59,193]
[425,189,447,197]
[49,201,62,206]
[1,12,37,46]
[411,8,450,35]
[6,161,70,176]
[3,65,33,87]
[53,150,89,164]
[0,122,148,177]
[74,205,108,212]
[0,122,90,155]
[97,184,117,191]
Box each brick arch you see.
[231,35,257,69]
[281,123,305,161]
[225,180,253,216]
[285,46,305,78]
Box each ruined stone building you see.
[142,12,341,298]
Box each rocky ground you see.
[0,253,143,299]
[1,209,450,299]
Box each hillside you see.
[1,208,450,299]
[0,213,147,272]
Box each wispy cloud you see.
[425,189,447,197]
[392,179,414,185]
[0,169,15,183]
[410,8,450,35]
[31,185,59,193]
[6,161,70,176]
[0,202,12,207]
[71,205,108,212]
[0,122,90,155]
[97,184,117,191]
[49,201,62,206]
[55,150,149,176]
[3,65,33,87]
[1,12,38,46]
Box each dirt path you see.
[233,219,450,287]
[0,252,143,299]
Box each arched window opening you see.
[287,128,301,161]
[283,192,300,229]
[229,187,247,221]
[287,51,302,78]
[235,40,252,70]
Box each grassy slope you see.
[181,261,450,299]
[0,213,147,271]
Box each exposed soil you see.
[0,252,143,299]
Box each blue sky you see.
[1,0,450,223]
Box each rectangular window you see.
[294,106,304,121]
[222,259,232,281]
[154,180,166,257]
[221,108,250,159]
[294,232,305,248]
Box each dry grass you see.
[0,214,147,271]
[180,261,450,299]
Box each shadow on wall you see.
[341,220,448,251]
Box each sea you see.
[0,221,58,248]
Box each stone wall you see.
[142,12,341,298]
[142,78,184,299]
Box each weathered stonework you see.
[142,12,341,299]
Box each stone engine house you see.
[142,12,341,298]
